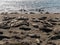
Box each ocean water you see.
[0,0,60,13]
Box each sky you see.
[0,0,46,1]
[0,0,58,1]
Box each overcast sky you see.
[0,0,45,1]
[0,0,59,2]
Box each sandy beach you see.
[0,0,60,45]
[0,13,60,45]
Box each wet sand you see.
[0,13,60,45]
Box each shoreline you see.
[0,11,60,15]
[0,8,60,15]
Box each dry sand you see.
[0,13,60,45]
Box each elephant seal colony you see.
[0,13,60,45]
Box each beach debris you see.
[38,16,47,20]
[10,12,19,14]
[20,42,30,45]
[0,21,10,29]
[45,12,50,14]
[27,34,40,38]
[12,36,21,39]
[53,27,60,35]
[32,23,39,28]
[1,12,8,15]
[16,16,29,20]
[47,42,56,45]
[20,39,31,45]
[0,35,10,40]
[20,21,29,26]
[43,21,53,27]
[51,22,57,25]
[48,18,60,22]
[50,35,60,40]
[19,9,27,12]
[36,39,40,45]
[32,18,40,22]
[0,32,3,34]
[19,25,31,30]
[40,27,53,33]
[10,20,23,27]
[30,12,35,14]
[3,16,15,21]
